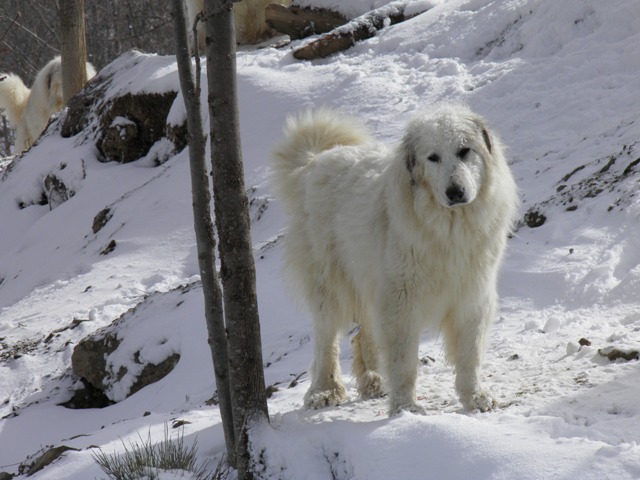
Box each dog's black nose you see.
[446,184,466,205]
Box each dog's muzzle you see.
[446,184,467,206]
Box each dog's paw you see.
[461,390,497,412]
[304,386,348,409]
[357,371,385,400]
[388,401,426,417]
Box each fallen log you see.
[265,4,348,40]
[293,1,422,60]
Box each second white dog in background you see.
[0,56,96,154]
[272,105,519,415]
[185,0,289,53]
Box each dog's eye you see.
[457,148,471,159]
[427,153,441,163]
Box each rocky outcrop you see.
[11,51,189,213]
[69,289,184,406]
[42,160,86,210]
[61,50,187,165]
[92,207,113,234]
[97,92,178,163]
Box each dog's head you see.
[402,105,495,209]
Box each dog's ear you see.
[46,69,55,92]
[481,127,492,154]
[471,116,493,154]
[404,140,417,186]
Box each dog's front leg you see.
[445,298,497,412]
[376,290,425,416]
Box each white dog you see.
[271,105,519,415]
[0,56,96,154]
[185,0,290,52]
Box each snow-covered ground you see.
[1,0,640,478]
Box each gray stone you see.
[97,92,177,163]
[69,291,183,406]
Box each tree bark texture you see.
[171,0,237,467]
[58,0,88,102]
[205,1,269,477]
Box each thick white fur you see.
[0,56,96,153]
[271,105,519,415]
[185,0,290,52]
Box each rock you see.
[92,207,113,234]
[42,160,86,210]
[598,346,639,362]
[26,446,78,476]
[71,330,120,391]
[60,378,114,409]
[166,121,189,154]
[128,353,180,397]
[99,239,117,255]
[70,290,184,405]
[524,208,547,228]
[60,51,186,163]
[248,187,270,223]
[60,72,108,139]
[97,92,178,163]
[43,173,71,209]
[102,116,138,162]
[171,419,191,429]
[420,355,436,366]
[266,384,280,398]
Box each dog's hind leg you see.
[303,296,349,409]
[351,322,384,400]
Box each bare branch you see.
[0,11,59,53]
[0,11,21,45]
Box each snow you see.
[2,0,640,478]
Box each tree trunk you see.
[170,0,237,467]
[58,0,88,102]
[0,116,11,157]
[205,1,269,478]
[293,1,417,60]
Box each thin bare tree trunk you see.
[205,1,269,478]
[171,0,237,467]
[58,0,88,102]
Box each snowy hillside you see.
[1,0,640,478]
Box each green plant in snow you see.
[92,424,228,480]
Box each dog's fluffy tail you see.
[0,73,30,127]
[271,108,371,208]
[273,108,370,169]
